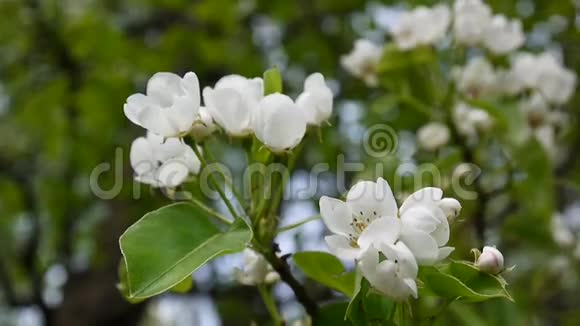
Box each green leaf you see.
[344,277,396,325]
[263,66,283,95]
[120,202,251,299]
[169,275,193,293]
[313,302,351,326]
[117,259,145,304]
[293,251,355,297]
[419,262,512,302]
[377,45,435,73]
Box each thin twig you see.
[261,248,319,317]
[191,145,241,220]
[258,285,283,325]
[202,142,249,211]
[276,215,321,234]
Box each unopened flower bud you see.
[476,246,504,274]
[234,249,279,285]
[438,198,462,223]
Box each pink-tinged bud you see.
[476,246,504,274]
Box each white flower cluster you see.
[124,71,333,187]
[453,101,493,141]
[454,0,524,54]
[234,249,280,286]
[340,39,383,87]
[319,178,461,301]
[454,53,576,104]
[388,0,523,54]
[417,122,450,151]
[341,0,527,86]
[452,52,575,157]
[511,52,577,105]
[390,5,451,50]
[130,132,201,188]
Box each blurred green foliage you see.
[0,0,579,325]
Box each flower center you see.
[347,210,379,243]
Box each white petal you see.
[150,135,185,162]
[165,95,198,134]
[346,178,398,222]
[157,159,189,187]
[181,72,201,103]
[379,241,418,278]
[400,206,439,233]
[319,196,354,236]
[437,246,454,261]
[182,146,201,174]
[257,94,307,152]
[357,217,401,250]
[403,278,418,299]
[399,227,439,265]
[203,87,251,136]
[130,136,156,175]
[147,72,184,106]
[324,235,360,260]
[399,187,443,214]
[430,211,450,246]
[139,106,179,137]
[358,245,380,278]
[124,93,150,126]
[296,92,318,125]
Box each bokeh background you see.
[1,0,580,325]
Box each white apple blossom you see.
[476,246,504,274]
[358,243,418,301]
[391,5,451,50]
[296,73,333,126]
[320,179,460,266]
[234,249,279,285]
[253,93,307,153]
[536,63,576,105]
[203,74,263,136]
[319,178,400,260]
[510,52,540,87]
[189,106,217,141]
[551,213,575,248]
[124,72,201,137]
[482,15,524,55]
[453,0,492,45]
[340,39,383,87]
[511,52,576,104]
[398,187,457,265]
[453,57,497,98]
[494,68,525,96]
[130,132,200,188]
[453,102,493,139]
[417,122,450,151]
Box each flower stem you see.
[191,145,241,220]
[202,142,249,211]
[268,144,303,218]
[189,197,232,225]
[276,215,321,234]
[258,284,283,325]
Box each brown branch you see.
[261,244,319,317]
